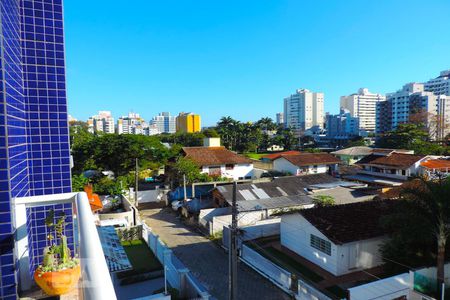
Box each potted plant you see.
[34,209,80,296]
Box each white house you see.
[273,153,341,176]
[281,200,395,276]
[182,138,254,180]
[348,152,433,187]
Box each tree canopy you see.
[376,123,449,155]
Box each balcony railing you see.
[14,192,117,300]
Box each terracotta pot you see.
[34,264,81,296]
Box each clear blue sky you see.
[65,0,450,126]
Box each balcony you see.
[14,192,210,300]
[14,192,118,299]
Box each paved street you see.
[140,208,292,300]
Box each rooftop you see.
[214,174,339,202]
[298,199,397,244]
[235,194,313,211]
[261,150,302,161]
[182,146,252,166]
[331,146,413,156]
[277,153,341,167]
[356,153,425,169]
[420,158,450,170]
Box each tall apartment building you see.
[88,110,115,134]
[424,69,450,96]
[0,1,72,298]
[284,89,324,135]
[340,88,385,133]
[150,112,176,133]
[376,83,450,140]
[326,109,360,139]
[276,112,284,125]
[176,112,201,133]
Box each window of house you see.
[310,234,331,256]
[226,164,234,170]
[402,170,406,176]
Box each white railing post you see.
[14,203,32,291]
[76,192,117,300]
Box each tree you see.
[376,123,448,155]
[381,177,450,292]
[255,117,277,131]
[275,127,298,150]
[72,174,89,192]
[174,157,211,184]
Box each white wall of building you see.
[284,89,324,134]
[200,163,254,180]
[273,157,333,175]
[340,88,385,132]
[281,214,385,276]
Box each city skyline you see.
[64,0,450,126]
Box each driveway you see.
[140,208,292,300]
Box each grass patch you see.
[249,244,323,283]
[117,240,162,279]
[325,285,347,298]
[244,152,267,160]
[121,239,143,246]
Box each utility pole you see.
[135,158,139,208]
[183,174,187,202]
[228,181,238,300]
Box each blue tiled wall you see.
[0,0,71,298]
[26,203,74,277]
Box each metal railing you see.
[14,192,117,300]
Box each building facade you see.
[376,83,450,139]
[117,112,156,135]
[88,110,115,134]
[424,69,450,96]
[150,112,176,134]
[0,0,72,298]
[176,112,201,133]
[276,112,284,125]
[326,109,360,139]
[340,88,385,133]
[284,89,324,135]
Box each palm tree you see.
[399,176,450,291]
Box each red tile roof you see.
[300,199,397,244]
[262,151,302,161]
[420,159,450,170]
[356,153,425,169]
[182,146,252,166]
[278,153,341,167]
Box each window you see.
[310,234,331,256]
[226,164,234,170]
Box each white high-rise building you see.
[424,69,450,96]
[283,89,324,135]
[150,112,176,133]
[340,88,385,133]
[88,111,115,134]
[276,112,284,125]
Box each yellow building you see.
[176,113,201,133]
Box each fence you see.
[141,224,211,299]
[240,244,293,294]
[297,279,333,300]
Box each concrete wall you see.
[281,214,384,276]
[348,273,409,300]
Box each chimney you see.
[203,137,221,147]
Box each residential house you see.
[281,200,397,276]
[211,174,339,207]
[331,147,413,165]
[182,138,254,180]
[273,153,341,176]
[420,158,450,179]
[348,152,430,186]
